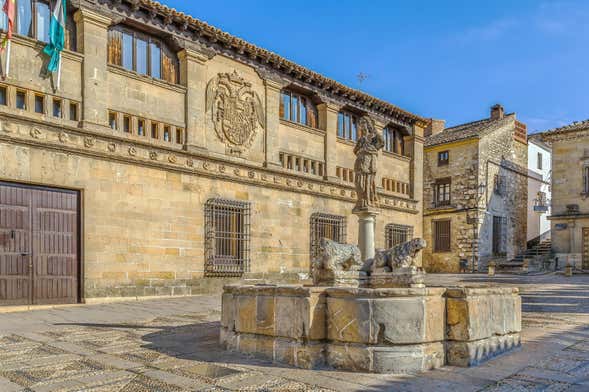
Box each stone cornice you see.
[86,0,427,128]
[0,113,420,214]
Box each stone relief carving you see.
[311,238,364,285]
[30,128,42,139]
[362,238,426,274]
[353,116,384,210]
[58,132,69,143]
[84,137,95,148]
[206,70,264,154]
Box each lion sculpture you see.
[362,238,427,274]
[311,238,363,284]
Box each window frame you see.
[385,224,414,248]
[279,89,318,129]
[310,213,347,260]
[108,25,179,84]
[433,219,451,253]
[434,177,451,207]
[337,110,359,141]
[584,166,589,194]
[438,150,449,166]
[537,152,543,170]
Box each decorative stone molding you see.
[206,71,264,154]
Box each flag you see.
[1,0,15,50]
[43,0,66,73]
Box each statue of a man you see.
[354,116,384,209]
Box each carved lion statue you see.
[311,238,362,278]
[362,238,427,274]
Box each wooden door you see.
[0,182,79,306]
[583,228,589,270]
[0,185,32,305]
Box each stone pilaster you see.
[410,124,425,265]
[318,101,340,181]
[263,79,283,169]
[178,48,213,153]
[74,8,112,130]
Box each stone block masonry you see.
[220,284,521,373]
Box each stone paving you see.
[1,273,589,391]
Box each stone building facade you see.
[543,121,589,269]
[0,0,426,304]
[422,105,528,272]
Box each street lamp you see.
[466,183,487,273]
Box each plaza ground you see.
[1,273,589,391]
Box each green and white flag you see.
[43,0,66,88]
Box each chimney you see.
[425,119,446,137]
[490,104,504,120]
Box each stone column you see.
[353,207,379,262]
[318,101,340,181]
[263,79,283,169]
[410,123,425,266]
[74,8,112,130]
[178,48,213,153]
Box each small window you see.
[52,98,62,118]
[385,224,414,248]
[163,126,170,142]
[35,0,50,43]
[494,174,506,195]
[175,128,184,144]
[537,152,543,170]
[0,86,7,106]
[434,178,451,207]
[69,102,78,121]
[310,213,346,260]
[137,119,145,136]
[584,167,589,194]
[34,95,44,114]
[280,90,318,128]
[438,151,449,166]
[433,220,451,253]
[337,111,358,141]
[123,115,131,133]
[16,90,26,110]
[204,198,251,277]
[151,122,159,139]
[383,127,407,155]
[108,111,117,130]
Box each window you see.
[69,102,78,120]
[108,111,117,130]
[163,126,170,142]
[337,111,358,141]
[34,94,44,114]
[310,213,346,260]
[280,90,318,128]
[52,98,62,118]
[7,1,75,50]
[383,126,406,155]
[0,86,7,106]
[433,220,451,252]
[151,122,159,139]
[584,167,589,194]
[434,178,451,207]
[438,151,449,166]
[137,119,145,136]
[15,90,26,110]
[204,198,250,277]
[385,224,414,248]
[123,115,131,133]
[108,26,178,84]
[175,128,184,144]
[537,152,543,170]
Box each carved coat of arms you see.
[206,71,264,153]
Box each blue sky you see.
[162,0,588,132]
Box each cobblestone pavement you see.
[1,273,589,391]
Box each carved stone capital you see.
[74,7,114,28]
[255,67,289,87]
[177,42,216,64]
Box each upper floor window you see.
[438,151,449,166]
[337,110,358,141]
[0,0,76,50]
[537,152,543,170]
[280,90,318,128]
[434,177,451,207]
[107,26,178,84]
[584,166,589,194]
[383,126,407,155]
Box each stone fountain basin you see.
[220,284,521,373]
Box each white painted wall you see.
[527,138,552,242]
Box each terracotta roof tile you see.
[425,114,515,147]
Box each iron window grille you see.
[204,198,251,277]
[385,224,414,248]
[310,213,346,260]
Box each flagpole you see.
[56,54,61,90]
[4,39,10,78]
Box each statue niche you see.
[353,116,384,210]
[206,70,264,154]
